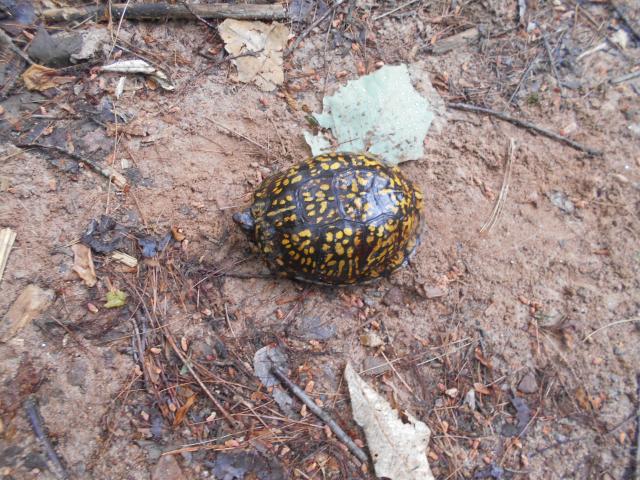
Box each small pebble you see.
[382,286,404,306]
[517,371,538,394]
[423,286,446,299]
[152,455,186,480]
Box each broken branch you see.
[270,366,369,464]
[42,2,287,23]
[447,103,603,156]
[16,144,128,190]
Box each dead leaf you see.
[0,285,54,342]
[71,243,97,287]
[473,382,491,395]
[21,64,75,91]
[345,363,434,480]
[218,19,289,91]
[173,394,196,426]
[474,347,493,368]
[575,386,591,410]
[360,331,384,348]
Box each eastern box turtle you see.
[233,152,423,285]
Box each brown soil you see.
[1,1,639,479]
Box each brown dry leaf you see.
[473,382,491,395]
[173,394,197,426]
[22,64,75,91]
[218,19,289,91]
[474,347,493,368]
[144,357,161,385]
[0,285,54,342]
[71,243,97,287]
[575,386,591,410]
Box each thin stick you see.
[285,0,345,56]
[271,367,369,464]
[508,52,539,105]
[480,138,515,234]
[107,0,131,59]
[542,34,564,97]
[447,103,603,156]
[164,331,241,429]
[582,317,639,342]
[42,2,287,23]
[374,0,421,21]
[24,398,69,480]
[17,143,128,189]
[379,350,414,394]
[611,70,640,85]
[0,28,35,65]
[206,118,268,152]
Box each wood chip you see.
[111,251,138,267]
[0,228,16,285]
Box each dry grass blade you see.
[480,139,515,234]
[582,317,640,342]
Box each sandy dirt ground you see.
[1,1,639,479]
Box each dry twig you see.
[447,103,603,156]
[0,28,35,65]
[374,0,421,21]
[542,34,564,97]
[164,331,241,429]
[206,118,268,152]
[17,143,128,189]
[480,139,515,234]
[285,0,345,56]
[24,398,69,480]
[42,2,287,23]
[270,366,369,464]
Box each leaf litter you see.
[218,19,289,92]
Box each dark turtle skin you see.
[233,152,424,285]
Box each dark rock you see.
[27,27,82,68]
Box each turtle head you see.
[233,210,256,240]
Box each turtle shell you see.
[236,152,423,285]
